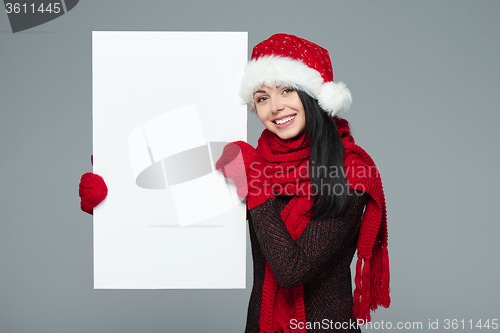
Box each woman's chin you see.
[275,130,301,140]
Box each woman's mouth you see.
[273,115,296,128]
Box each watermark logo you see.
[3,0,79,33]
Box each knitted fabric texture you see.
[215,141,275,210]
[254,118,389,331]
[79,172,108,215]
[240,33,352,116]
[335,118,390,321]
[246,193,367,333]
[255,131,312,332]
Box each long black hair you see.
[297,90,349,219]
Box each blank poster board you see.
[92,31,248,289]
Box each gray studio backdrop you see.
[1,1,499,332]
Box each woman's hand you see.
[79,155,108,215]
[215,141,274,209]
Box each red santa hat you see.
[240,33,352,117]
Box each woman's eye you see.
[283,87,295,94]
[256,96,268,103]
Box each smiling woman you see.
[216,33,390,333]
[253,85,306,140]
[78,32,390,333]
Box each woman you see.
[79,33,390,333]
[214,34,390,332]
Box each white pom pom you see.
[317,81,352,117]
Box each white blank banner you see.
[92,31,248,289]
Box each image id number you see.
[5,3,61,14]
[444,319,498,330]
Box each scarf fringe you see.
[352,246,391,322]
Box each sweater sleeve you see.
[249,191,368,289]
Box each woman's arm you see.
[249,191,368,289]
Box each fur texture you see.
[318,81,352,117]
[239,55,351,116]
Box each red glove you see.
[79,155,108,215]
[215,141,274,209]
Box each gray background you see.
[1,0,499,332]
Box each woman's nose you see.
[270,98,284,113]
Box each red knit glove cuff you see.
[79,172,108,215]
[247,180,275,210]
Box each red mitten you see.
[215,141,274,209]
[79,173,107,215]
[79,155,108,215]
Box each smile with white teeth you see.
[275,115,296,125]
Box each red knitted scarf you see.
[255,118,390,333]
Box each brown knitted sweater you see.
[245,191,368,333]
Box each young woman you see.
[215,34,390,332]
[79,33,390,333]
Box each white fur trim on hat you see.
[239,55,352,116]
[318,81,352,117]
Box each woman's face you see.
[253,85,306,140]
